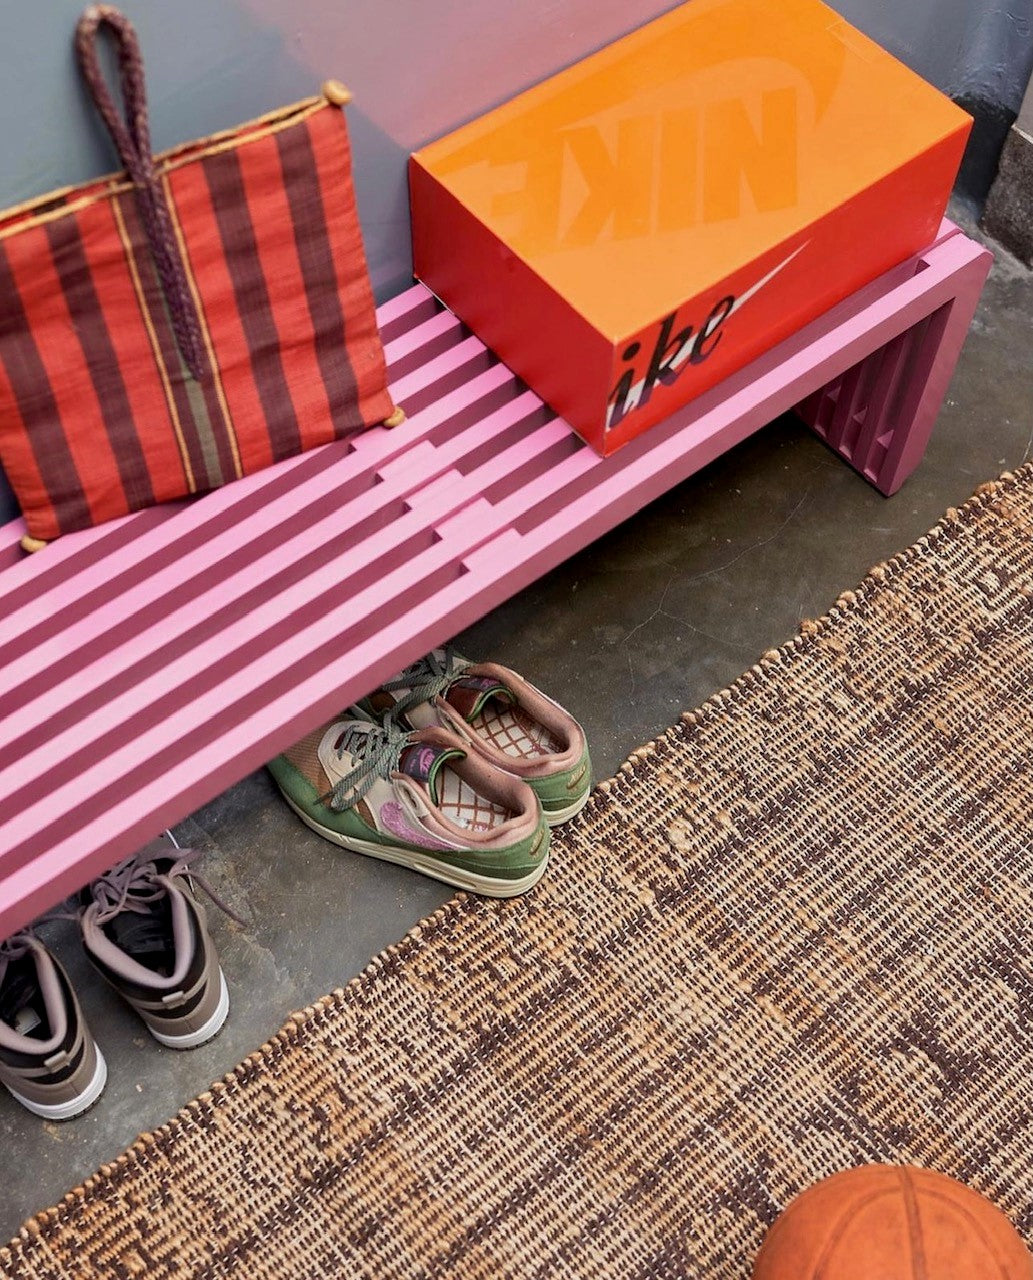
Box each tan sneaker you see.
[269,719,550,897]
[79,841,238,1049]
[354,646,592,826]
[0,933,107,1120]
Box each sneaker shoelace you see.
[81,848,245,944]
[325,721,414,812]
[379,644,464,728]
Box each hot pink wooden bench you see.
[0,219,991,940]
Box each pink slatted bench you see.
[0,219,991,940]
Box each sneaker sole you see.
[4,1045,108,1121]
[148,969,230,1050]
[541,786,592,827]
[281,792,549,898]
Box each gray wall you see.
[1,0,1030,525]
[834,0,1032,111]
[833,0,1033,197]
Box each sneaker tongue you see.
[398,742,466,806]
[365,689,399,717]
[105,894,177,974]
[443,675,516,724]
[0,966,39,1031]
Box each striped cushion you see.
[0,96,395,543]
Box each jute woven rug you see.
[6,468,1033,1279]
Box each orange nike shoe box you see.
[409,0,971,456]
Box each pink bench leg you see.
[796,241,993,495]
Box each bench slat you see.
[0,408,576,852]
[0,304,467,622]
[0,373,541,769]
[0,360,511,664]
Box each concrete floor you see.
[4,203,1033,1242]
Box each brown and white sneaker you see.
[79,841,238,1050]
[0,932,107,1120]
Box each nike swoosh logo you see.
[566,762,589,792]
[723,241,810,319]
[666,243,810,379]
[380,801,459,852]
[606,241,810,429]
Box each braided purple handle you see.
[76,6,206,379]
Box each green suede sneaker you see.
[353,647,592,827]
[268,719,550,897]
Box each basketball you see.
[753,1165,1032,1279]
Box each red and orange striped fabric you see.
[0,94,396,543]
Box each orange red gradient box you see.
[410,0,971,455]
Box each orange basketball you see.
[753,1165,1032,1280]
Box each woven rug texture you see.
[5,468,1033,1279]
